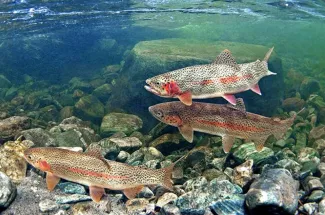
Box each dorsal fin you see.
[213,49,240,71]
[86,146,111,170]
[226,98,247,115]
[86,146,103,158]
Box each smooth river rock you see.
[245,168,299,215]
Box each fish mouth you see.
[144,85,161,96]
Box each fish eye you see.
[156,82,160,85]
[156,111,163,118]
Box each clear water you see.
[1,0,325,126]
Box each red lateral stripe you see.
[219,74,254,84]
[67,167,129,180]
[196,119,264,132]
[219,76,240,84]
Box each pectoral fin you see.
[253,137,267,151]
[46,173,60,191]
[251,84,262,95]
[177,91,192,106]
[222,94,236,105]
[89,186,105,202]
[178,124,194,143]
[123,186,144,199]
[222,135,235,153]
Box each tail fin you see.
[273,111,298,139]
[161,155,186,190]
[263,47,274,62]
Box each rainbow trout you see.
[149,99,294,152]
[145,48,275,105]
[24,147,175,202]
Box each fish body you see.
[24,147,174,201]
[145,48,275,105]
[148,99,294,152]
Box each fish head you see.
[145,75,180,97]
[148,103,183,127]
[24,148,52,172]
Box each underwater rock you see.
[125,198,149,214]
[55,194,92,204]
[92,83,112,102]
[69,77,92,92]
[301,202,318,215]
[149,133,192,155]
[309,125,325,142]
[297,147,320,165]
[142,147,164,162]
[302,176,324,193]
[88,138,120,160]
[319,198,325,214]
[0,116,31,143]
[156,192,178,208]
[138,187,154,199]
[0,171,17,210]
[202,169,225,181]
[126,149,144,165]
[0,75,12,89]
[185,147,210,168]
[39,199,59,212]
[160,204,181,215]
[71,195,115,215]
[59,106,74,121]
[300,77,320,99]
[0,138,33,184]
[57,182,86,195]
[100,113,143,136]
[313,139,325,155]
[209,194,247,215]
[295,132,307,152]
[109,136,143,152]
[116,150,129,162]
[21,128,56,147]
[55,129,86,148]
[75,95,105,121]
[282,97,305,112]
[274,158,301,174]
[307,190,324,202]
[4,87,18,101]
[233,159,253,188]
[232,142,275,168]
[177,179,242,212]
[245,168,299,215]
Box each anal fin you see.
[222,94,236,105]
[178,124,194,143]
[177,91,192,106]
[46,172,60,191]
[253,137,267,151]
[123,186,144,199]
[89,186,105,202]
[222,135,235,153]
[251,84,262,95]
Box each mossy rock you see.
[118,38,284,118]
[92,84,112,102]
[0,75,12,89]
[74,95,104,121]
[100,113,143,136]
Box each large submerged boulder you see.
[109,39,284,126]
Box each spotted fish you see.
[23,147,176,202]
[148,99,295,152]
[145,47,275,105]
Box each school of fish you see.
[23,46,296,204]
